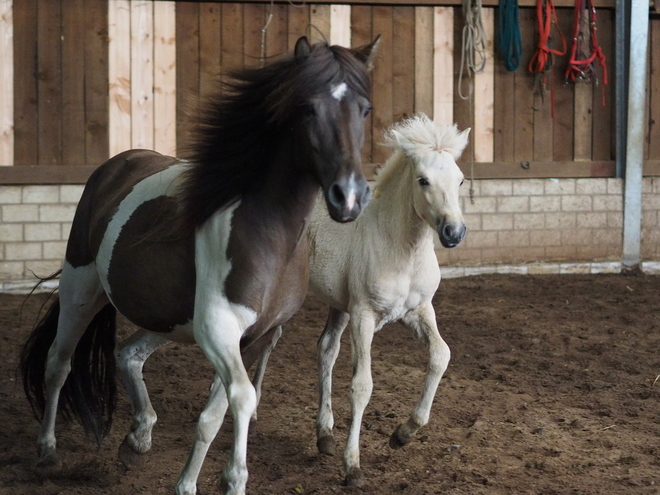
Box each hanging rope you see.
[497,0,522,71]
[528,0,566,118]
[565,0,608,104]
[458,0,487,100]
[259,0,275,66]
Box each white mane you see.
[374,114,470,196]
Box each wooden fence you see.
[1,0,657,184]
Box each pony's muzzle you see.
[439,221,466,248]
[325,178,371,223]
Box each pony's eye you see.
[363,106,372,117]
[300,103,315,116]
[460,179,464,186]
[418,177,430,187]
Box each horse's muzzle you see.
[439,222,466,248]
[324,177,371,223]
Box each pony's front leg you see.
[390,302,450,449]
[250,325,282,424]
[343,310,375,488]
[316,308,350,456]
[176,374,229,495]
[116,329,171,468]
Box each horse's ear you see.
[459,127,471,152]
[353,35,381,71]
[294,36,312,64]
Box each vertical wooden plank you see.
[473,7,494,162]
[84,0,109,164]
[176,1,199,149]
[591,8,613,161]
[221,3,243,74]
[199,2,221,96]
[109,0,132,157]
[266,3,287,58]
[414,6,433,118]
[13,0,38,165]
[287,4,309,51]
[647,18,660,160]
[493,5,515,163]
[434,7,454,125]
[64,0,88,165]
[514,7,535,162]
[351,5,372,163]
[0,0,13,165]
[244,4,264,67]
[572,5,593,161]
[330,4,351,47]
[153,1,176,156]
[551,7,573,162]
[452,7,470,131]
[393,7,414,123]
[37,0,62,165]
[131,0,154,150]
[371,6,393,164]
[310,4,330,44]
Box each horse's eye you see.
[418,177,430,187]
[363,106,372,117]
[300,103,315,116]
[460,179,464,186]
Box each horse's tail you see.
[19,299,118,445]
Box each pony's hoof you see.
[389,424,412,449]
[316,435,336,456]
[36,451,62,470]
[118,438,146,469]
[344,467,365,488]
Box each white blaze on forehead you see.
[331,82,348,101]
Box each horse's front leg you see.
[343,309,375,487]
[390,301,450,449]
[316,308,350,456]
[115,329,171,468]
[177,307,256,495]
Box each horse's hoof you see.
[316,434,336,456]
[36,451,62,470]
[389,424,411,449]
[344,467,365,488]
[118,438,146,469]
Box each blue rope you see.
[497,0,522,71]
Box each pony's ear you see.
[459,127,471,152]
[353,35,381,71]
[294,36,312,63]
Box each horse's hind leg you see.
[38,262,108,467]
[250,325,282,424]
[316,308,350,456]
[116,328,171,468]
[390,301,450,449]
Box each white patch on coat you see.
[96,164,187,299]
[346,172,357,211]
[331,82,347,101]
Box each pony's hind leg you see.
[116,328,171,468]
[35,262,109,467]
[390,301,450,449]
[250,325,282,425]
[316,308,350,456]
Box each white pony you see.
[253,114,469,487]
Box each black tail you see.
[19,299,118,445]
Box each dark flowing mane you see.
[177,40,373,231]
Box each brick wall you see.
[0,179,659,289]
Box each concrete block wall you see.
[0,178,659,289]
[0,185,84,288]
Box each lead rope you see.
[528,0,566,118]
[459,0,487,204]
[565,0,608,104]
[260,0,275,66]
[497,0,522,71]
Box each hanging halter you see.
[565,0,608,105]
[528,0,567,118]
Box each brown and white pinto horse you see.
[20,36,378,495]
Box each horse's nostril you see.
[442,224,452,239]
[329,183,345,207]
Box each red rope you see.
[565,0,608,105]
[528,0,566,118]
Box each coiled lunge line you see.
[497,0,522,71]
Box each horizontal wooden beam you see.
[196,0,616,8]
[3,160,660,185]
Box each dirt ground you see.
[1,273,659,495]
